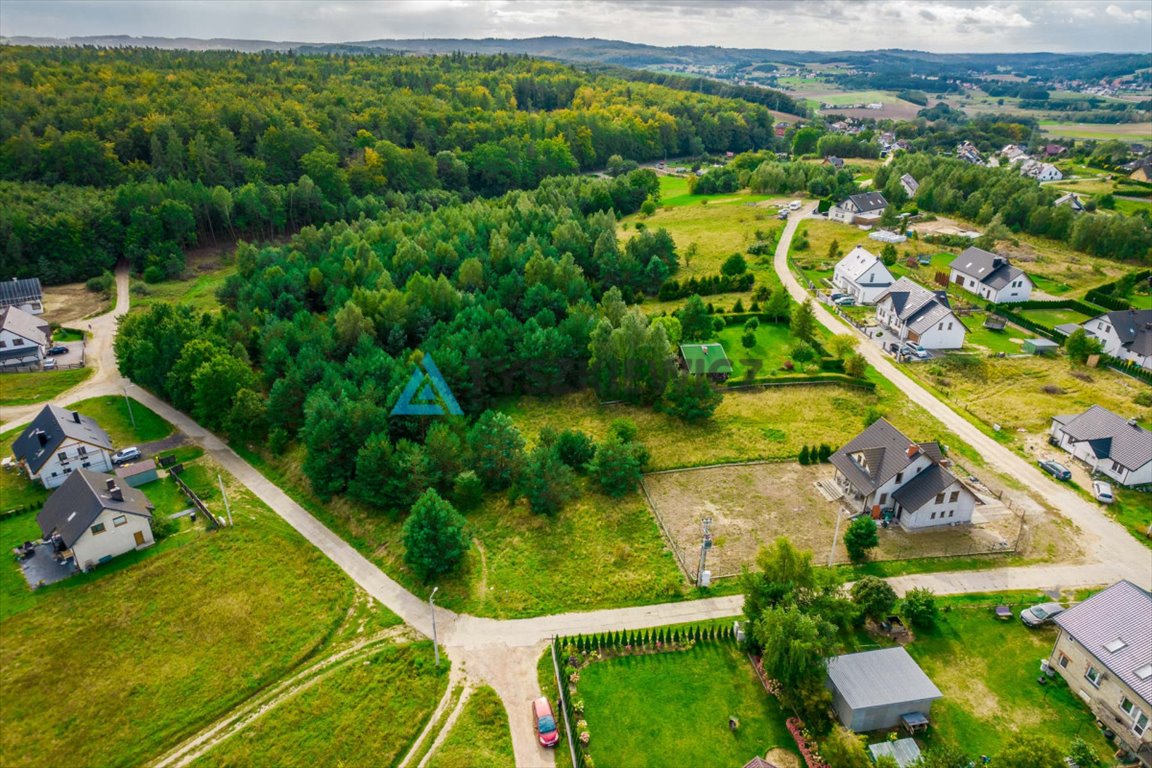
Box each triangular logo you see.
[391,354,463,416]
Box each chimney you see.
[106,477,116,490]
[906,444,919,458]
[109,486,123,502]
[1131,418,1140,428]
[72,411,81,423]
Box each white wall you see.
[897,480,976,530]
[31,439,114,489]
[71,507,154,571]
[1053,429,1152,487]
[0,327,43,366]
[911,314,966,349]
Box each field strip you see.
[397,672,468,768]
[150,626,413,768]
[416,684,475,768]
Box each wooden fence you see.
[170,468,222,529]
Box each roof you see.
[891,462,969,511]
[869,739,923,768]
[949,247,1028,290]
[679,343,732,375]
[0,306,49,346]
[843,191,888,213]
[835,245,891,285]
[825,156,844,168]
[1024,337,1060,349]
[1053,405,1151,471]
[1054,581,1152,704]
[12,405,114,474]
[826,647,943,711]
[1096,309,1152,350]
[877,277,957,334]
[0,277,43,307]
[742,758,779,768]
[37,469,153,548]
[900,173,919,194]
[830,418,943,495]
[115,459,158,480]
[1054,323,1082,337]
[1054,192,1085,210]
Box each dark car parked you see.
[47,346,69,356]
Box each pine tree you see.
[799,445,811,465]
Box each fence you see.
[170,467,222,529]
[0,359,86,374]
[551,637,582,768]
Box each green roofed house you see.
[679,343,732,381]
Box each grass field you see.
[962,316,1029,354]
[132,264,235,314]
[792,220,930,287]
[426,685,515,768]
[0,453,394,768]
[1016,306,1095,328]
[0,367,93,407]
[192,640,445,768]
[1040,120,1152,141]
[70,394,175,446]
[715,320,799,378]
[577,642,797,768]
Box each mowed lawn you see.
[0,462,392,768]
[715,320,802,378]
[0,367,92,407]
[192,641,444,768]
[577,642,797,768]
[1016,306,1095,329]
[70,394,174,445]
[427,685,515,768]
[905,594,1114,762]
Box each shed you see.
[825,647,942,732]
[115,459,159,488]
[1023,338,1060,356]
[1053,322,1081,338]
[869,738,923,768]
[679,343,732,380]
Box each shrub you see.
[852,576,897,622]
[902,587,939,628]
[732,298,745,313]
[844,515,879,563]
[555,429,596,472]
[798,445,811,465]
[741,331,756,349]
[721,253,748,276]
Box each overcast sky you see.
[3,0,1151,53]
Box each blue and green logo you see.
[391,354,462,416]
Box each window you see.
[1122,697,1135,715]
[1135,710,1149,737]
[930,512,937,519]
[77,446,87,456]
[91,523,106,535]
[879,493,888,505]
[12,338,23,346]
[81,462,90,468]
[57,451,68,462]
[935,492,946,504]
[1086,666,1102,687]
[947,322,953,330]
[1136,664,1152,681]
[1112,461,1122,473]
[1106,639,1128,653]
[948,510,955,517]
[112,515,128,527]
[0,340,6,348]
[1057,653,1069,669]
[895,472,903,484]
[949,491,960,502]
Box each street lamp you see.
[429,587,440,667]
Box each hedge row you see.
[996,298,1104,315]
[727,373,876,391]
[1085,269,1151,312]
[1104,356,1152,386]
[1,501,43,521]
[561,623,736,652]
[658,272,755,301]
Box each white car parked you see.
[1092,480,1114,504]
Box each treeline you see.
[0,47,778,282]
[876,155,1152,261]
[603,67,808,117]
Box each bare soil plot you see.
[41,282,111,325]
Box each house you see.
[828,191,888,226]
[1000,144,1029,163]
[947,246,1034,304]
[0,305,50,369]
[1020,159,1063,181]
[1054,192,1086,213]
[826,647,943,732]
[115,458,159,488]
[37,469,154,572]
[899,173,919,197]
[11,404,114,489]
[831,418,977,529]
[1054,322,1082,338]
[875,277,966,350]
[1124,157,1152,183]
[0,276,44,315]
[679,343,732,381]
[1050,581,1152,767]
[1049,406,1152,487]
[1082,309,1152,370]
[824,156,845,170]
[1044,143,1068,157]
[956,141,984,165]
[832,245,895,305]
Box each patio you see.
[19,544,78,588]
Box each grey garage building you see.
[826,647,942,732]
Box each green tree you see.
[741,331,756,349]
[678,295,714,341]
[190,353,259,431]
[350,434,399,511]
[765,287,790,322]
[844,515,879,563]
[742,537,852,636]
[913,743,971,768]
[467,411,526,490]
[901,587,939,628]
[452,470,485,511]
[798,445,811,465]
[820,726,872,768]
[1066,737,1101,768]
[555,429,596,472]
[753,605,838,700]
[881,242,898,265]
[1065,328,1104,364]
[588,432,646,497]
[227,388,268,445]
[843,352,867,378]
[790,340,817,364]
[995,733,1064,768]
[519,444,577,516]
[792,126,823,156]
[790,298,816,343]
[826,334,858,359]
[402,489,470,581]
[851,576,898,622]
[827,239,841,260]
[660,373,724,421]
[721,253,748,276]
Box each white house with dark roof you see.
[832,245,895,305]
[38,469,154,572]
[1082,309,1152,370]
[826,647,943,732]
[0,305,50,368]
[830,418,977,530]
[11,404,114,488]
[0,277,44,315]
[948,246,1034,304]
[1050,581,1152,767]
[1049,406,1152,487]
[875,277,966,349]
[899,173,919,197]
[828,192,888,226]
[1054,192,1086,213]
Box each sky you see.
[2,0,1151,53]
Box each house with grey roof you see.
[899,173,919,197]
[1054,191,1086,213]
[0,305,50,369]
[826,647,943,732]
[1082,309,1152,371]
[38,469,154,572]
[1049,406,1152,487]
[948,247,1034,304]
[1051,581,1152,767]
[830,418,977,530]
[11,404,114,488]
[832,245,895,305]
[0,276,44,315]
[829,191,888,226]
[875,277,966,349]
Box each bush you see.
[741,331,756,349]
[721,253,748,276]
[142,265,167,284]
[452,470,484,511]
[85,270,115,294]
[901,587,939,628]
[844,515,879,563]
[555,429,596,472]
[798,445,811,465]
[852,576,897,622]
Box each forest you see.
[0,46,776,282]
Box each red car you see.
[532,697,560,748]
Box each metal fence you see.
[550,637,583,768]
[0,359,86,374]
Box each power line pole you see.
[696,517,713,587]
[217,474,234,527]
[429,587,440,667]
[828,509,845,567]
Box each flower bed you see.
[787,717,829,768]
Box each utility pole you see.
[123,387,136,430]
[828,509,844,567]
[217,474,234,527]
[696,517,713,588]
[429,587,440,667]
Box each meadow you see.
[0,366,93,408]
[426,686,515,768]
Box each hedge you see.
[995,298,1104,315]
[985,305,1064,344]
[727,373,876,391]
[658,272,755,301]
[1104,356,1152,385]
[1085,269,1151,312]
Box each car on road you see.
[532,697,560,748]
[47,345,69,356]
[111,447,142,466]
[1092,480,1114,504]
[901,343,929,360]
[1038,459,1072,481]
[777,210,789,220]
[1020,602,1065,627]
